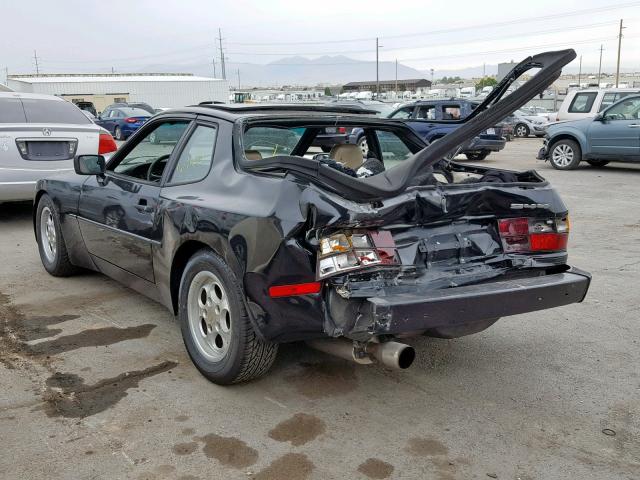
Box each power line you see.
[223,1,640,46]
[224,21,619,57]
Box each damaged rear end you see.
[312,176,590,349]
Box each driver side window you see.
[604,97,640,120]
[110,121,190,182]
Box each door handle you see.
[627,124,640,128]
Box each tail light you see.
[124,117,138,123]
[316,230,397,279]
[98,132,118,154]
[337,127,347,134]
[498,216,569,253]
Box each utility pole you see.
[483,63,486,78]
[33,50,40,76]
[375,37,380,98]
[430,68,434,86]
[218,28,226,80]
[395,59,398,97]
[615,19,624,87]
[212,57,217,78]
[577,55,582,86]
[597,45,603,87]
[236,68,241,90]
[4,67,8,85]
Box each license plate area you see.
[16,138,77,161]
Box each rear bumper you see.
[312,134,350,148]
[465,136,506,153]
[345,267,591,337]
[0,181,37,202]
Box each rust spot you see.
[252,453,314,480]
[268,413,326,446]
[357,458,394,479]
[285,361,357,399]
[172,442,198,456]
[195,434,258,469]
[405,437,449,457]
[41,361,178,418]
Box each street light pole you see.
[597,45,603,87]
[577,55,582,86]
[376,37,380,98]
[615,19,624,87]
[395,59,398,98]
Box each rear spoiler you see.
[247,49,576,202]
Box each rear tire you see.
[586,159,609,168]
[549,139,581,170]
[178,249,277,384]
[36,194,77,277]
[465,152,489,161]
[514,123,530,137]
[115,126,124,141]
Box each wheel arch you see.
[32,189,48,238]
[548,131,587,158]
[169,240,214,315]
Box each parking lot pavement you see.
[1,137,639,480]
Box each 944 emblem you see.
[511,203,550,209]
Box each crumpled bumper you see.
[336,267,591,339]
[537,137,550,160]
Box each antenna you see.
[33,50,40,76]
[218,28,226,80]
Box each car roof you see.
[0,92,67,101]
[177,103,380,121]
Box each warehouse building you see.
[342,78,431,93]
[7,73,229,113]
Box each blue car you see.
[538,94,640,169]
[388,99,506,160]
[95,106,151,141]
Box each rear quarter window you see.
[22,98,91,124]
[568,92,598,113]
[0,98,27,123]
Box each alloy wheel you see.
[551,144,574,168]
[187,271,232,362]
[516,125,528,137]
[40,206,57,263]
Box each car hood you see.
[547,117,592,132]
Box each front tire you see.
[465,151,489,161]
[586,159,609,168]
[36,194,77,277]
[514,123,530,137]
[549,139,581,170]
[178,250,277,384]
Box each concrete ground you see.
[1,138,638,480]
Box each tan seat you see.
[329,144,363,170]
[244,150,263,161]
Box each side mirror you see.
[74,155,105,175]
[594,113,606,122]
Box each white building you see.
[7,73,229,112]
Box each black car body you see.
[34,50,590,384]
[389,99,507,160]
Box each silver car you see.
[0,92,116,202]
[509,109,550,137]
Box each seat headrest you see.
[244,150,263,161]
[329,144,363,170]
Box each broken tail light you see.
[498,216,569,253]
[316,230,398,279]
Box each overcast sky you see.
[1,0,639,77]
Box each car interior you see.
[240,122,531,186]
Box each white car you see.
[0,92,117,202]
[555,88,640,121]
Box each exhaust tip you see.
[397,346,416,369]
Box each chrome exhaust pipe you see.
[305,339,415,370]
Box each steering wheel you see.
[146,154,171,182]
